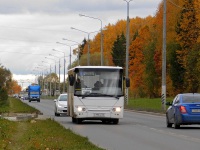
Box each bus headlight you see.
[112,107,121,112]
[77,106,86,112]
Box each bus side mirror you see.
[126,78,130,87]
[69,75,75,86]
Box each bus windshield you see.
[74,68,123,97]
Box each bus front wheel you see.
[112,119,119,124]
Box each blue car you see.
[166,93,200,129]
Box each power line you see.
[168,0,200,12]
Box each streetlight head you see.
[71,27,75,30]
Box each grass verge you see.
[0,97,103,150]
[0,119,103,150]
[126,97,173,113]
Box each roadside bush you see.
[0,87,8,106]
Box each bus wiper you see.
[82,92,99,98]
[82,93,121,99]
[101,94,120,99]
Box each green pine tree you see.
[111,33,126,68]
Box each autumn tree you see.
[9,80,21,95]
[176,0,200,92]
[129,26,152,97]
[0,64,12,103]
[43,73,59,96]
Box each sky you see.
[0,0,162,89]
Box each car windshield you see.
[30,91,39,94]
[74,68,123,97]
[59,95,67,101]
[182,95,200,103]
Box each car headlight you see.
[112,107,121,112]
[77,106,86,112]
[57,103,63,108]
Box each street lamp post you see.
[49,54,61,93]
[52,49,66,93]
[71,27,99,66]
[124,0,132,105]
[79,14,103,66]
[45,57,56,74]
[45,57,57,96]
[62,38,80,65]
[56,42,77,69]
[42,61,52,96]
[35,66,44,89]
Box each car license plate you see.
[94,113,105,117]
[192,109,200,113]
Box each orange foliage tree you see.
[175,0,200,92]
[129,26,152,97]
[75,0,200,97]
[9,80,22,94]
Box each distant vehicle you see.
[166,93,200,129]
[13,94,18,98]
[28,85,41,102]
[67,66,130,124]
[54,93,68,116]
[23,93,29,100]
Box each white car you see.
[54,93,68,116]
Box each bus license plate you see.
[192,109,200,113]
[94,113,105,117]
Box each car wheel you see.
[55,108,60,116]
[174,115,180,129]
[55,112,60,116]
[166,115,172,128]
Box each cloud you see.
[0,0,162,84]
[0,0,161,15]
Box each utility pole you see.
[124,0,132,105]
[162,0,167,110]
[79,14,104,66]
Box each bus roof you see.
[68,66,123,72]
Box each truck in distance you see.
[28,84,41,102]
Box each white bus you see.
[67,66,130,124]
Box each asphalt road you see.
[23,99,200,150]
